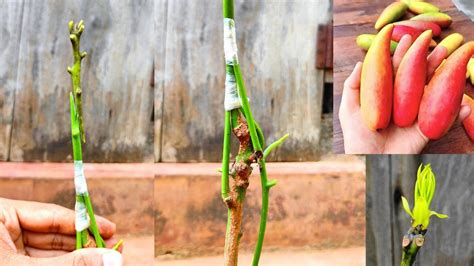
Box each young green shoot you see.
[400,164,448,266]
[68,20,123,251]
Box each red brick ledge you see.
[0,160,365,179]
[154,161,365,177]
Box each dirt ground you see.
[120,234,154,265]
[155,246,365,266]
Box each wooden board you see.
[0,1,24,160]
[3,0,154,162]
[159,0,329,162]
[154,0,168,162]
[333,0,474,154]
[366,155,473,265]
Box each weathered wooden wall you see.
[1,0,329,163]
[156,0,331,162]
[367,155,473,266]
[0,0,154,162]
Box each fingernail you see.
[103,250,123,266]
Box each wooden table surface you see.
[333,0,474,153]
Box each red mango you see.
[394,30,432,127]
[462,94,474,140]
[394,20,441,37]
[360,24,394,131]
[418,42,474,139]
[392,25,422,42]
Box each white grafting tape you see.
[74,161,88,195]
[75,200,90,231]
[223,18,238,65]
[224,71,241,110]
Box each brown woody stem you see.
[224,110,255,266]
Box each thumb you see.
[37,248,123,266]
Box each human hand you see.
[339,35,471,154]
[0,198,123,266]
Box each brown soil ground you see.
[121,234,154,266]
[155,246,365,266]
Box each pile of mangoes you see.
[355,0,474,140]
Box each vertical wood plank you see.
[0,1,25,160]
[9,0,154,162]
[417,155,473,266]
[154,0,168,162]
[366,155,394,266]
[161,0,329,162]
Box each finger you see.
[13,200,115,237]
[25,246,68,257]
[95,217,116,239]
[393,34,413,73]
[340,62,363,113]
[0,222,17,252]
[35,248,123,266]
[23,231,76,251]
[427,46,448,80]
[457,104,471,123]
[415,123,430,147]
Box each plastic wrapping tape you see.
[224,71,241,110]
[223,18,238,65]
[75,200,90,232]
[74,161,88,195]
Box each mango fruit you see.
[356,34,398,54]
[468,58,474,85]
[375,2,408,30]
[410,12,452,28]
[393,30,432,127]
[408,2,440,14]
[418,42,474,140]
[438,33,464,56]
[462,94,474,140]
[360,24,394,131]
[392,25,422,42]
[394,20,441,37]
[427,47,448,80]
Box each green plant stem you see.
[222,0,234,203]
[68,20,87,143]
[76,228,82,249]
[223,0,233,18]
[70,96,105,248]
[233,64,262,156]
[401,227,425,266]
[252,160,270,266]
[401,241,420,266]
[83,194,105,247]
[221,111,231,201]
[68,21,105,249]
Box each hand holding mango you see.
[354,0,474,141]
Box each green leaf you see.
[401,196,413,218]
[430,210,448,219]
